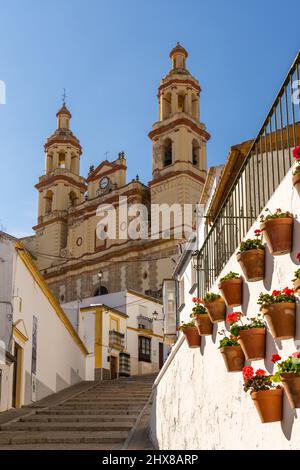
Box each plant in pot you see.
[218,329,245,372]
[258,287,296,340]
[227,312,266,361]
[178,321,201,348]
[243,366,283,423]
[202,292,226,323]
[260,208,294,255]
[292,146,300,197]
[191,297,213,336]
[236,230,265,282]
[218,272,243,307]
[293,268,300,293]
[272,352,300,408]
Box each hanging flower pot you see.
[243,366,283,423]
[238,328,266,361]
[258,288,296,340]
[218,272,242,307]
[218,332,245,372]
[236,230,265,282]
[251,389,283,423]
[179,322,201,348]
[272,353,300,408]
[260,209,294,256]
[191,298,213,335]
[203,292,226,323]
[227,312,266,361]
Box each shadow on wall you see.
[281,394,296,440]
[150,386,158,449]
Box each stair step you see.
[21,414,137,423]
[0,431,127,445]
[0,443,122,450]
[58,403,144,410]
[1,422,133,432]
[36,408,137,416]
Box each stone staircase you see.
[0,374,156,450]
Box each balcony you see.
[109,330,125,349]
[137,315,153,332]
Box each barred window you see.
[138,336,151,363]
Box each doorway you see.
[12,343,24,408]
[159,342,164,369]
[110,355,118,380]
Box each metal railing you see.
[197,51,300,297]
[109,330,125,349]
[137,314,153,331]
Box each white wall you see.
[151,167,300,450]
[12,250,89,408]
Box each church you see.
[23,43,210,303]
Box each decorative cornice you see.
[148,117,210,141]
[158,78,200,95]
[149,169,206,187]
[35,174,87,191]
[87,163,127,182]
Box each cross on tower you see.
[62,88,67,106]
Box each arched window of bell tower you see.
[58,152,66,169]
[163,138,172,167]
[177,93,185,113]
[45,190,53,214]
[192,139,200,166]
[192,94,198,119]
[162,92,171,119]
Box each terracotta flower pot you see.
[251,388,283,423]
[183,326,201,348]
[260,217,293,255]
[220,345,245,372]
[204,298,226,323]
[218,278,243,307]
[261,302,296,340]
[294,278,300,293]
[194,314,213,336]
[293,172,300,197]
[238,328,266,361]
[236,249,265,282]
[281,373,300,408]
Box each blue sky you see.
[0,0,299,237]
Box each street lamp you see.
[97,270,103,295]
[152,310,159,321]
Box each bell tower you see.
[149,43,210,224]
[33,101,86,270]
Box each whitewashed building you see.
[62,290,167,380]
[0,232,92,412]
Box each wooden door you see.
[159,342,164,369]
[12,343,23,408]
[110,355,118,379]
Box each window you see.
[192,94,198,118]
[162,92,171,119]
[178,93,185,113]
[58,152,66,168]
[192,139,200,166]
[163,138,172,167]
[69,191,78,208]
[138,336,151,362]
[44,190,53,214]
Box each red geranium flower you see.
[292,146,300,160]
[255,369,266,377]
[226,312,240,324]
[242,366,254,381]
[272,289,281,296]
[282,287,294,296]
[297,252,300,262]
[254,229,262,235]
[271,354,281,363]
[192,297,203,304]
[292,352,300,358]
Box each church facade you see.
[26,44,210,303]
